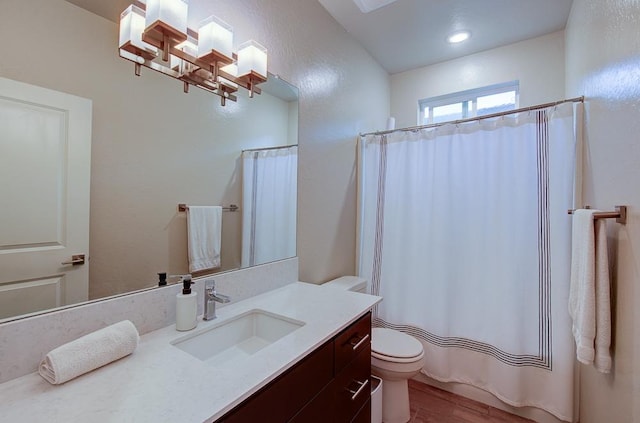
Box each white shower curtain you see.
[241,146,297,268]
[358,103,581,421]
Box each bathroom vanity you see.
[0,282,381,422]
[222,312,372,422]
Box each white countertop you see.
[0,282,381,422]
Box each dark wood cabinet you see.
[351,399,372,423]
[334,311,371,373]
[288,377,335,423]
[220,312,372,423]
[332,346,371,422]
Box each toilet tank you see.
[322,276,368,293]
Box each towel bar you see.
[178,204,239,212]
[567,205,627,224]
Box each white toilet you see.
[323,276,425,423]
[371,327,424,423]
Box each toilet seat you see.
[371,328,424,363]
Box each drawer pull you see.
[347,379,369,401]
[350,333,370,351]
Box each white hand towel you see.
[569,210,612,373]
[38,320,139,385]
[593,218,612,373]
[187,206,222,272]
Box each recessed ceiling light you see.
[447,31,471,44]
[352,0,399,13]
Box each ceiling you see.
[318,0,574,74]
[65,0,131,23]
[65,0,574,75]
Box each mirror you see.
[0,0,298,322]
[86,74,298,299]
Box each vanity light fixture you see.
[118,0,268,106]
[447,30,471,44]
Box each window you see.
[418,81,519,125]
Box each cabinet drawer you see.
[333,344,371,423]
[334,312,371,373]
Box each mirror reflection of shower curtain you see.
[357,103,582,422]
[241,146,297,268]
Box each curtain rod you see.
[360,96,585,138]
[242,144,297,153]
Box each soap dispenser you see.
[175,274,197,331]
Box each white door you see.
[0,77,91,321]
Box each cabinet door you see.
[288,382,334,423]
[351,399,371,423]
[222,341,333,423]
[222,377,287,423]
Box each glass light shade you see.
[145,0,189,41]
[219,63,238,89]
[175,36,198,56]
[170,36,198,73]
[197,15,234,63]
[119,5,157,56]
[237,40,268,80]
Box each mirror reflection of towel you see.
[187,206,222,272]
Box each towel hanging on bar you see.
[567,205,627,224]
[178,203,238,212]
[186,206,222,272]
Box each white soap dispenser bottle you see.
[176,275,197,331]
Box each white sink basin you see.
[171,309,305,367]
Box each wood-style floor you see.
[408,380,535,423]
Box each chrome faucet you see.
[203,280,231,321]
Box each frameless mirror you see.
[0,0,298,323]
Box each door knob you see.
[61,254,86,266]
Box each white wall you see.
[390,31,566,129]
[199,0,391,284]
[0,0,390,299]
[565,1,640,422]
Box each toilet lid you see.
[371,328,423,359]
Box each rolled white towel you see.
[38,320,139,385]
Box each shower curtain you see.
[357,103,581,421]
[241,146,297,268]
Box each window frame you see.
[418,81,520,125]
